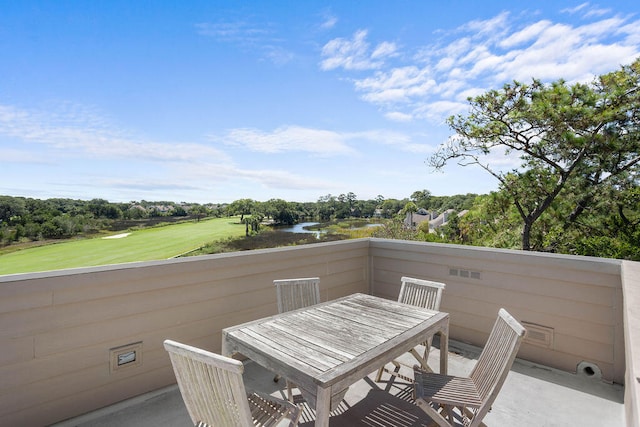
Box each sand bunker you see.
[103,233,131,239]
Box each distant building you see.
[404,209,468,232]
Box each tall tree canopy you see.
[430,58,640,251]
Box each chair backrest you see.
[163,339,254,427]
[398,276,446,311]
[274,277,321,313]
[469,309,526,426]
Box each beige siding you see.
[368,239,624,383]
[0,240,369,426]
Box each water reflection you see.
[273,222,324,238]
[273,222,382,237]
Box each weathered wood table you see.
[222,293,449,427]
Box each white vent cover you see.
[521,322,554,349]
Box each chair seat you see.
[414,370,483,408]
[248,391,298,427]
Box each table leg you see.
[315,386,331,427]
[439,329,448,375]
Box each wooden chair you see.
[163,339,300,427]
[274,277,321,314]
[413,308,526,427]
[272,277,321,401]
[376,276,446,382]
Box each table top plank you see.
[250,324,346,370]
[342,293,440,321]
[272,312,381,356]
[316,302,418,333]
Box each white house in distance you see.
[404,208,468,232]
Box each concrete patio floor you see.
[54,340,624,426]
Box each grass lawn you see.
[0,217,246,275]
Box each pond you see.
[273,222,325,237]
[272,221,383,237]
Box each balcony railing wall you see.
[367,238,625,383]
[0,240,370,426]
[0,238,636,426]
[622,260,640,427]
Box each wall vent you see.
[449,267,481,280]
[521,322,554,349]
[110,341,143,374]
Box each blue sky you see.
[1,1,639,204]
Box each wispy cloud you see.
[236,168,336,190]
[196,20,294,65]
[195,21,276,44]
[321,6,640,124]
[0,103,230,164]
[561,2,610,18]
[561,3,591,15]
[216,125,424,156]
[319,12,338,30]
[219,125,356,155]
[320,30,398,71]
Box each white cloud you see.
[236,168,336,190]
[385,111,413,122]
[371,41,398,59]
[418,100,469,121]
[196,20,293,65]
[561,3,590,15]
[320,30,396,71]
[222,125,356,155]
[321,8,640,125]
[195,21,273,42]
[0,103,231,164]
[499,20,553,48]
[320,14,338,30]
[220,125,422,156]
[561,3,611,18]
[355,66,436,104]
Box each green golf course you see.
[0,217,246,276]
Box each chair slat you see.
[274,277,321,314]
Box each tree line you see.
[0,193,475,247]
[0,197,216,244]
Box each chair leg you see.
[287,409,301,427]
[409,339,436,373]
[375,360,402,382]
[286,380,294,403]
[375,366,385,382]
[415,398,453,427]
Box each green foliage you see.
[432,58,640,252]
[265,198,297,225]
[227,198,256,221]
